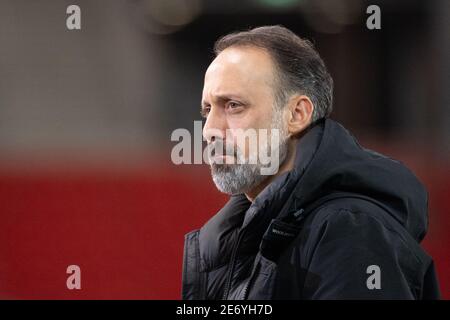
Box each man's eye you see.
[201,106,211,118]
[227,102,241,110]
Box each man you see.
[181,25,440,299]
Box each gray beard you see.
[211,162,264,195]
[209,110,289,195]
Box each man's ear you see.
[286,94,314,137]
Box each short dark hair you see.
[214,25,333,122]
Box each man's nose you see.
[203,108,227,143]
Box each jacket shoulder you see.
[290,198,432,299]
[304,197,430,265]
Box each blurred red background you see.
[0,144,448,299]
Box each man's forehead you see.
[203,46,275,97]
[206,46,273,76]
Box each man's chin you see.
[209,163,268,195]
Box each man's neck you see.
[244,139,298,202]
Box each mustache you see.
[207,140,238,158]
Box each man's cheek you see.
[259,128,280,175]
[232,129,259,164]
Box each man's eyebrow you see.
[201,93,246,107]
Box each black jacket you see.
[181,119,440,300]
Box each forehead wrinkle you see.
[207,47,275,82]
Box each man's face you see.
[201,46,289,195]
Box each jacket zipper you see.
[242,277,250,300]
[241,252,262,300]
[222,228,246,299]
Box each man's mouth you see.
[210,154,236,165]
